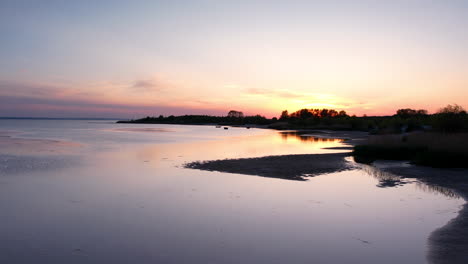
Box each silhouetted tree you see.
[438,104,466,114]
[227,110,244,118]
[417,109,428,115]
[396,108,428,118]
[433,104,468,132]
[279,110,289,121]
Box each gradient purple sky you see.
[1,0,467,118]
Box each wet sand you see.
[185,153,352,181]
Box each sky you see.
[1,0,467,118]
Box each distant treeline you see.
[118,110,273,126]
[118,104,468,133]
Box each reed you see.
[353,132,468,168]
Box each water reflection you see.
[415,182,460,199]
[280,131,344,143]
[359,163,460,198]
[360,164,413,188]
[0,136,82,155]
[107,128,174,133]
[0,120,464,264]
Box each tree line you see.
[118,104,468,133]
[118,110,273,125]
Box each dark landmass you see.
[322,146,354,150]
[117,104,468,134]
[353,132,468,168]
[117,112,274,126]
[185,153,352,181]
[354,144,468,168]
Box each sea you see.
[0,119,463,263]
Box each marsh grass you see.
[354,132,468,168]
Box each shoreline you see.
[374,163,468,264]
[183,128,468,264]
[2,120,466,262]
[111,122,467,263]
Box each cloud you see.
[246,88,302,99]
[130,79,162,92]
[0,80,63,98]
[244,87,349,106]
[240,86,381,116]
[0,94,226,118]
[0,78,229,118]
[129,75,176,93]
[0,78,384,118]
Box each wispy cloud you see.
[236,86,385,116]
[0,79,387,118]
[0,78,229,118]
[0,80,63,98]
[245,88,303,99]
[130,78,168,93]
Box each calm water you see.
[0,120,464,264]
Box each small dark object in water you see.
[246,127,250,129]
[224,127,228,130]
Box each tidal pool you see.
[0,119,463,264]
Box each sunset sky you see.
[1,0,467,118]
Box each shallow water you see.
[0,120,464,264]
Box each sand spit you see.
[185,153,352,181]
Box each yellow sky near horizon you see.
[1,1,467,118]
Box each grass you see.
[353,132,468,168]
